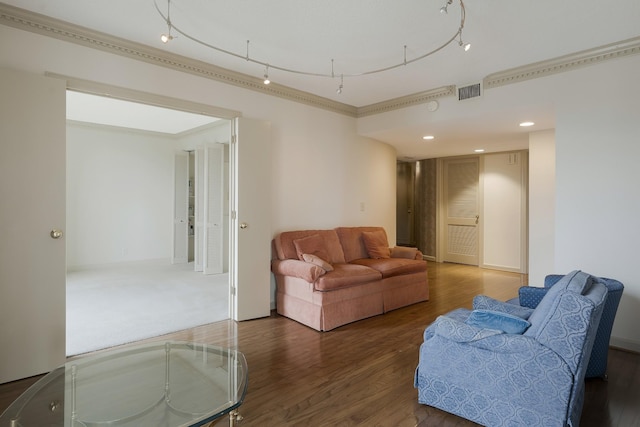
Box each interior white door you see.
[230,117,272,321]
[172,151,189,264]
[443,157,480,265]
[203,144,225,275]
[194,146,205,271]
[0,69,66,383]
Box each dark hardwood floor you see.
[1,262,639,426]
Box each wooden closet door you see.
[443,157,480,266]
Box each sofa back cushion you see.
[335,227,389,262]
[273,230,346,264]
[362,230,391,259]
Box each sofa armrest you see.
[518,286,549,309]
[432,315,504,343]
[271,259,325,283]
[544,274,565,288]
[432,315,550,354]
[390,246,423,260]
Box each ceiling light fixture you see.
[519,121,535,127]
[336,74,344,94]
[160,0,174,43]
[474,149,485,152]
[440,0,452,14]
[422,135,435,140]
[154,0,468,91]
[263,65,271,85]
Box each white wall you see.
[66,123,176,268]
[554,56,640,351]
[528,130,555,286]
[482,151,527,272]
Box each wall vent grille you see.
[457,83,482,101]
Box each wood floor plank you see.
[1,262,638,426]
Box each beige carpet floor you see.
[66,260,229,356]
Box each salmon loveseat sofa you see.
[271,227,429,331]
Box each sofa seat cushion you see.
[315,263,382,291]
[350,258,426,278]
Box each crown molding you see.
[2,3,639,119]
[484,36,640,89]
[356,86,456,117]
[0,2,357,117]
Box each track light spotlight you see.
[440,0,452,14]
[336,75,344,94]
[263,65,270,85]
[160,0,174,43]
[458,33,471,51]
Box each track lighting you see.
[440,0,453,14]
[263,65,270,85]
[160,0,173,43]
[458,33,471,51]
[153,0,468,93]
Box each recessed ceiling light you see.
[519,121,535,127]
[422,135,435,140]
[474,149,485,153]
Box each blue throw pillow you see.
[465,309,531,334]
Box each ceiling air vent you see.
[457,83,482,101]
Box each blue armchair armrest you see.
[518,286,548,309]
[432,315,504,343]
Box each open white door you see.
[172,151,189,264]
[229,117,272,321]
[0,69,66,383]
[194,146,205,271]
[203,144,225,275]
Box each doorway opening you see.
[65,90,232,356]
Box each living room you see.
[1,1,639,424]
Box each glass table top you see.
[0,341,248,427]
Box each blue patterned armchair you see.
[415,271,608,427]
[513,274,623,379]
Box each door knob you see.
[50,229,63,239]
[240,222,248,229]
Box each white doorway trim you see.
[55,74,242,340]
[48,73,241,120]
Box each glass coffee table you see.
[0,341,247,427]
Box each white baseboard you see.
[66,258,171,272]
[610,336,640,354]
[481,263,524,274]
